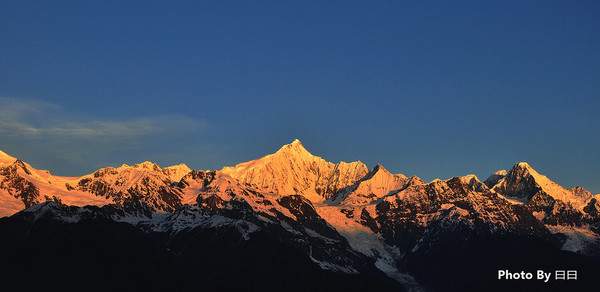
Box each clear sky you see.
[1,1,599,193]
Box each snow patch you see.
[0,190,25,217]
[498,194,528,205]
[375,259,421,291]
[532,211,547,221]
[308,246,359,274]
[314,203,419,288]
[546,225,600,254]
[304,227,340,243]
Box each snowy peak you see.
[279,138,305,151]
[492,162,592,208]
[516,161,532,169]
[512,162,537,177]
[484,170,507,188]
[0,154,114,217]
[457,174,489,192]
[369,163,390,176]
[163,164,192,182]
[507,162,553,188]
[273,139,315,160]
[322,161,369,199]
[407,175,425,186]
[570,186,593,199]
[503,162,543,186]
[10,159,31,174]
[0,150,17,165]
[331,163,411,206]
[221,140,368,203]
[495,170,508,176]
[222,139,320,176]
[133,161,161,172]
[490,162,547,200]
[66,160,193,212]
[128,161,190,182]
[114,161,190,182]
[459,174,480,182]
[363,163,407,183]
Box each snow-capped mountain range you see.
[1,140,599,291]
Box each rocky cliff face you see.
[330,164,411,206]
[0,159,40,208]
[490,162,593,206]
[485,162,598,237]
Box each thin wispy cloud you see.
[0,97,208,175]
[0,97,206,141]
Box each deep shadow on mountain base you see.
[405,234,600,291]
[3,213,599,291]
[0,216,403,292]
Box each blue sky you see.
[1,1,599,193]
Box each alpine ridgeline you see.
[1,141,598,291]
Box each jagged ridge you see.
[1,141,600,291]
